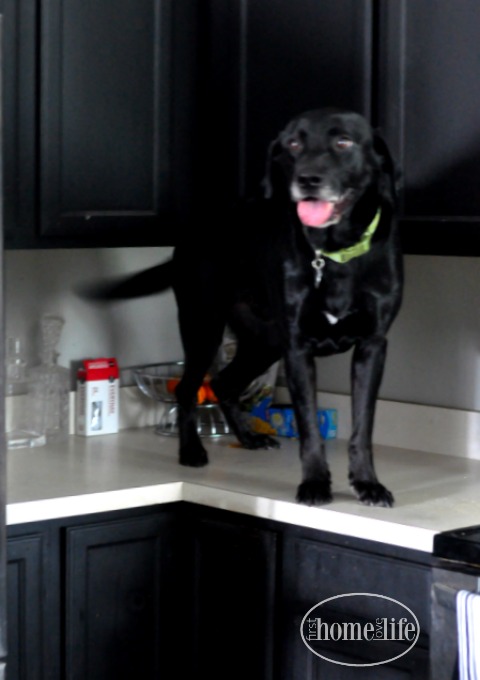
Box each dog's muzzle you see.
[291,184,354,228]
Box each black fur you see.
[83,108,403,507]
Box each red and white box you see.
[76,358,119,436]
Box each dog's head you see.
[264,108,397,229]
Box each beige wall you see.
[316,255,480,411]
[5,249,480,411]
[5,247,181,382]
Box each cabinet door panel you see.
[191,518,278,680]
[289,538,431,631]
[290,611,428,680]
[281,537,430,679]
[39,0,174,245]
[65,515,175,680]
[199,0,373,203]
[7,534,50,680]
[378,0,480,253]
[243,0,373,195]
[3,0,38,248]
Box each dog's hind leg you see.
[175,314,226,467]
[211,340,282,450]
[348,336,394,507]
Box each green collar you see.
[311,208,382,286]
[320,207,382,263]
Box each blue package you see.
[267,404,337,439]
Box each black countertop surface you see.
[434,526,480,567]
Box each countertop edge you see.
[6,479,436,554]
[6,482,185,526]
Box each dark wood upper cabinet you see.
[3,0,373,248]
[3,0,37,247]
[197,0,373,205]
[4,0,200,248]
[4,0,480,252]
[39,0,174,245]
[377,0,480,255]
[243,0,373,196]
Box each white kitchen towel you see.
[457,589,480,680]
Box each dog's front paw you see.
[351,480,394,507]
[296,479,333,506]
[179,443,209,468]
[239,432,280,450]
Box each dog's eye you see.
[335,136,354,151]
[287,138,302,153]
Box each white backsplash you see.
[5,249,480,455]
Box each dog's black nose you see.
[297,174,322,191]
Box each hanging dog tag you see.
[311,254,325,287]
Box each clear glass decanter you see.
[5,337,46,449]
[30,315,70,443]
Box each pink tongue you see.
[297,200,334,228]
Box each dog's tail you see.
[76,259,175,301]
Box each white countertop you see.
[7,428,480,553]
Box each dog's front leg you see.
[349,336,394,507]
[284,348,332,505]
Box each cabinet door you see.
[65,514,177,680]
[2,0,38,248]
[281,536,430,679]
[38,0,172,247]
[199,0,374,204]
[8,0,200,249]
[377,0,480,254]
[189,516,278,680]
[7,533,58,680]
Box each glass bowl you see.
[133,362,230,437]
[134,361,184,404]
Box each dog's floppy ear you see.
[263,136,288,199]
[373,133,401,206]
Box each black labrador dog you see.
[87,108,403,507]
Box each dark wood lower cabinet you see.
[281,532,431,679]
[65,514,178,680]
[189,516,278,680]
[6,533,56,680]
[7,506,181,680]
[6,503,434,679]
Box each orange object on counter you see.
[203,383,217,403]
[197,385,207,404]
[167,376,218,404]
[166,378,180,394]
